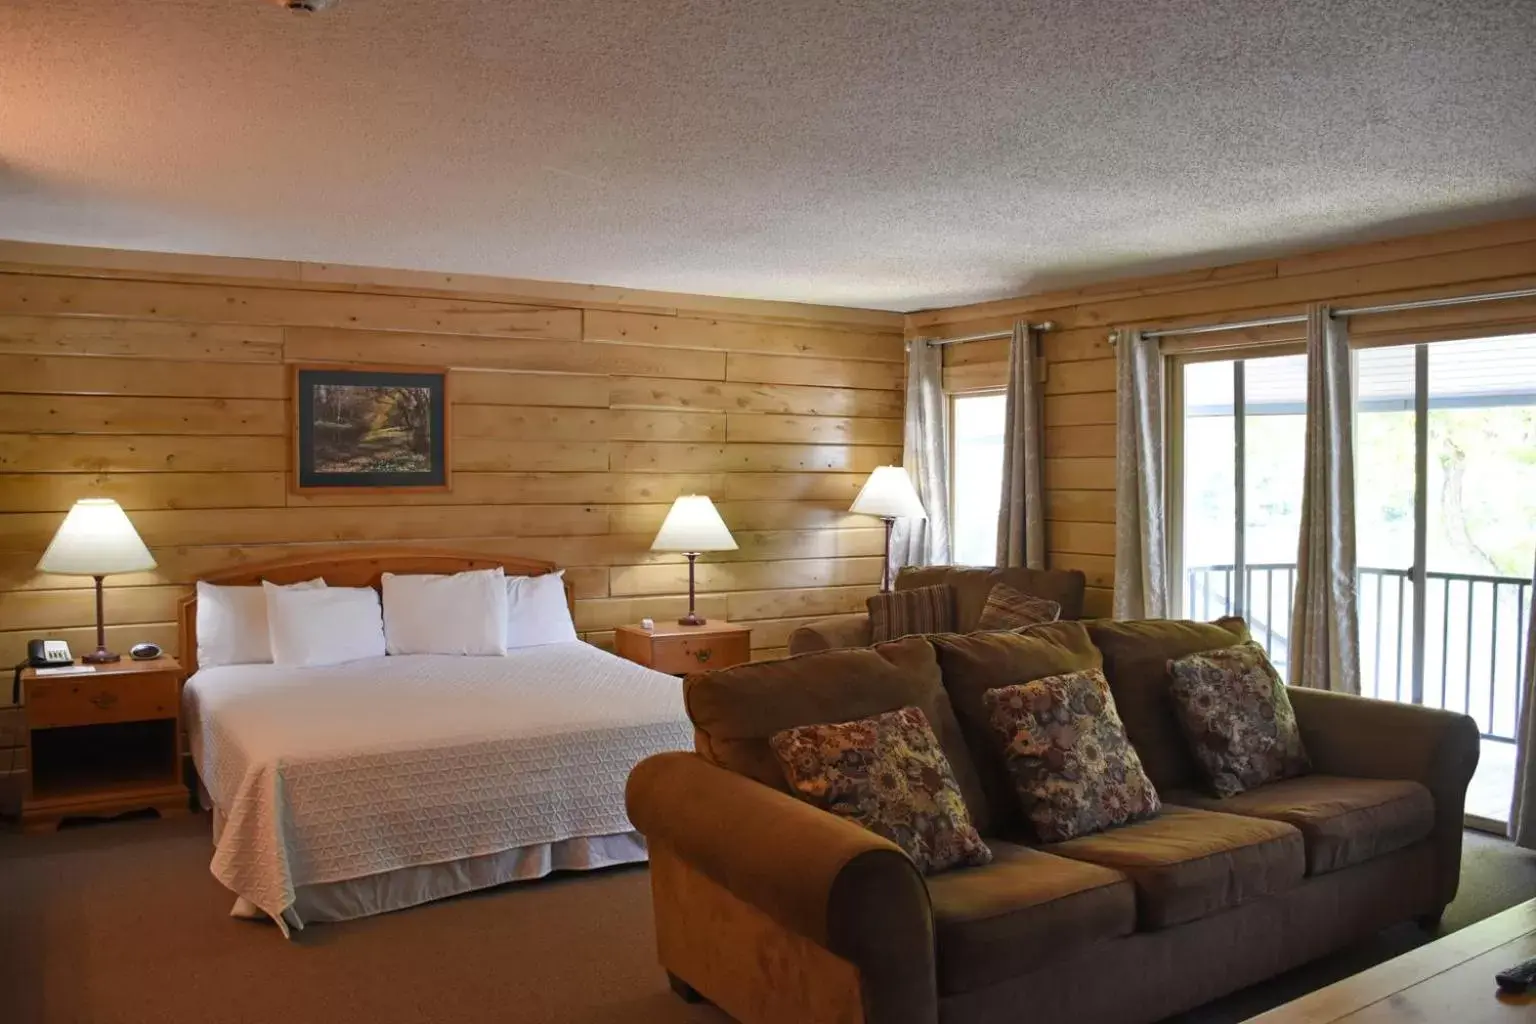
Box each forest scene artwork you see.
[313,384,432,472]
[293,366,449,491]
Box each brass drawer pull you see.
[90,692,119,710]
[693,648,713,664]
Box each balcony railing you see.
[1187,563,1531,742]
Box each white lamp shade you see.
[650,495,739,553]
[850,466,927,520]
[37,498,157,576]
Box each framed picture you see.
[291,364,451,493]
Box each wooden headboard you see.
[176,546,572,676]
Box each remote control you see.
[1495,955,1536,994]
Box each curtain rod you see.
[929,321,1056,347]
[1127,286,1536,342]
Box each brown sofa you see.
[626,618,1480,1024]
[787,565,1088,655]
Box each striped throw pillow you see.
[868,584,956,643]
[975,582,1062,631]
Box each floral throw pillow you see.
[770,706,992,875]
[982,669,1161,843]
[1168,641,1311,798]
[975,582,1062,632]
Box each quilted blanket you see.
[183,644,692,934]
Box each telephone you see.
[27,639,73,667]
[15,639,74,704]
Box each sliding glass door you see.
[1174,351,1307,674]
[1356,333,1536,828]
[1173,331,1534,829]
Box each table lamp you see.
[650,495,738,625]
[37,498,157,663]
[850,466,927,592]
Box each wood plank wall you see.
[0,243,908,671]
[908,217,1536,618]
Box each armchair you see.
[788,565,1087,655]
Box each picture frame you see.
[290,363,451,493]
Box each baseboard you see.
[1464,813,1508,836]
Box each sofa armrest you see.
[788,614,873,655]
[1287,687,1480,908]
[627,752,936,1021]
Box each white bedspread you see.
[183,643,691,934]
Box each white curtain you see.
[1112,329,1169,619]
[892,338,951,571]
[1510,554,1536,849]
[996,320,1046,569]
[1289,305,1362,693]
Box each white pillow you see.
[196,578,327,667]
[504,571,578,649]
[264,583,386,668]
[382,567,507,656]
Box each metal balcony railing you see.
[1186,563,1531,742]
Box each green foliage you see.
[1426,406,1536,577]
[1185,401,1534,579]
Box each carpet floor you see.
[1,815,1533,1024]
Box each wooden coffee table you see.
[1248,898,1535,1022]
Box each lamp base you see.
[678,551,706,625]
[880,516,896,592]
[83,574,120,663]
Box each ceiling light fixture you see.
[272,0,338,12]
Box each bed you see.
[176,548,693,936]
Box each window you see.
[1354,334,1536,825]
[1172,333,1536,827]
[1173,351,1307,675]
[949,392,1007,566]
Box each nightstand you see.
[614,622,752,676]
[20,656,188,832]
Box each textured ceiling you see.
[2,0,1534,311]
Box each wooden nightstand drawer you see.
[651,632,751,674]
[27,672,178,729]
[614,622,753,676]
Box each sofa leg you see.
[667,971,707,1004]
[1416,909,1445,931]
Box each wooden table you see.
[19,656,188,832]
[1248,898,1535,1023]
[613,621,752,676]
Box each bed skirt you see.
[208,801,648,933]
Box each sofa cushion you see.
[975,582,1061,632]
[1167,775,1435,876]
[1085,617,1251,792]
[898,565,1087,628]
[930,622,1103,837]
[1045,805,1305,929]
[868,584,956,642]
[983,668,1161,843]
[770,706,993,875]
[927,840,1136,995]
[682,637,989,822]
[1168,640,1311,797]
